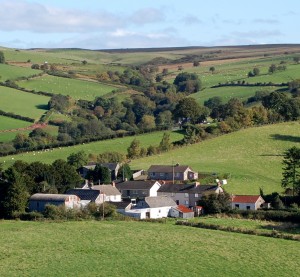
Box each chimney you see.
[112,181,115,187]
[194,181,200,187]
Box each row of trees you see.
[0,158,82,218]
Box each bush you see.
[227,209,300,223]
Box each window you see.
[235,204,239,208]
[158,209,161,213]
[195,193,198,197]
[176,200,179,205]
[159,173,164,177]
[175,173,180,177]
[185,200,189,205]
[184,193,188,198]
[246,206,251,210]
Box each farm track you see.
[0,123,48,133]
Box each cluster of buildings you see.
[29,164,266,219]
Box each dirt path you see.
[0,123,48,133]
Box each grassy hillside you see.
[192,86,275,105]
[0,87,50,120]
[129,122,300,194]
[0,116,32,131]
[0,220,299,277]
[0,130,183,166]
[0,63,42,80]
[17,75,118,101]
[0,122,299,195]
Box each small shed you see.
[231,195,265,210]
[29,193,80,212]
[170,205,194,219]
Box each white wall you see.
[149,207,171,218]
[106,195,122,202]
[149,182,161,197]
[232,202,256,210]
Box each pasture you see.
[192,86,275,105]
[129,122,300,194]
[0,130,184,167]
[0,87,50,120]
[166,54,299,89]
[0,124,58,143]
[0,116,32,131]
[195,216,300,235]
[0,131,29,143]
[17,75,118,101]
[3,48,79,64]
[0,63,42,80]
[0,220,299,277]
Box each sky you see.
[0,0,299,49]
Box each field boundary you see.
[175,220,300,241]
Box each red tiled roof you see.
[231,195,263,203]
[176,205,194,213]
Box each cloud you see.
[0,0,122,33]
[130,8,165,25]
[61,29,189,49]
[232,30,283,39]
[182,15,202,25]
[253,19,280,24]
[208,29,283,46]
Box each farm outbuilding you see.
[29,193,80,212]
[170,205,194,219]
[231,195,265,210]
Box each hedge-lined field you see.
[129,122,300,194]
[0,63,42,80]
[0,130,184,167]
[192,85,275,104]
[17,75,118,101]
[0,87,50,120]
[0,115,32,131]
[0,220,299,277]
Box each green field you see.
[17,75,118,101]
[0,125,58,143]
[0,87,50,120]
[3,48,80,64]
[195,216,300,235]
[0,116,32,131]
[167,55,300,96]
[0,131,29,143]
[0,122,299,195]
[0,130,183,167]
[0,63,42,81]
[192,86,276,105]
[128,122,300,194]
[0,220,299,277]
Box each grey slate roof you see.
[144,196,177,208]
[108,201,132,209]
[158,183,219,194]
[148,165,192,173]
[65,189,101,202]
[92,185,121,196]
[116,180,159,190]
[29,193,74,202]
[82,163,119,171]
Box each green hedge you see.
[227,209,300,223]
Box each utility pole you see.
[172,160,174,184]
[102,190,105,220]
